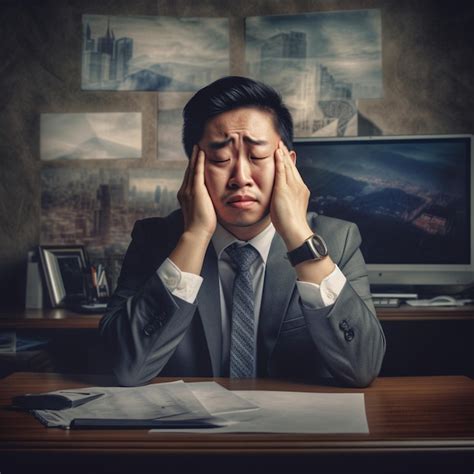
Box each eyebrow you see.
[208,136,269,149]
[208,137,232,150]
[245,137,269,146]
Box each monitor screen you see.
[294,135,473,286]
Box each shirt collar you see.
[212,221,276,264]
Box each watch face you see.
[311,235,328,257]
[287,233,329,266]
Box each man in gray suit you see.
[100,76,385,387]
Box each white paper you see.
[151,390,368,434]
[152,380,213,422]
[186,382,259,415]
[34,380,207,428]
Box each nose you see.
[228,152,253,189]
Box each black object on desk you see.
[12,391,103,410]
[66,301,109,314]
[70,418,222,429]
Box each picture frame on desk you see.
[38,245,88,307]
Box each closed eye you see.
[208,158,230,164]
[207,155,269,164]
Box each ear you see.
[289,150,297,165]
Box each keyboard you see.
[373,297,401,308]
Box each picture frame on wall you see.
[40,113,143,161]
[38,246,89,307]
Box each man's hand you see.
[170,146,216,275]
[270,141,313,251]
[177,145,217,242]
[271,141,336,284]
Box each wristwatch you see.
[287,234,329,266]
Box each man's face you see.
[198,107,280,240]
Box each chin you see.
[219,210,270,230]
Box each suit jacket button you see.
[344,328,354,341]
[144,324,155,336]
[339,320,349,331]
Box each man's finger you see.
[279,142,296,183]
[178,145,198,201]
[193,149,206,188]
[189,144,199,172]
[184,145,199,187]
[274,147,287,187]
[280,142,303,184]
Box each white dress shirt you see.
[157,222,347,374]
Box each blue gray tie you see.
[226,243,260,378]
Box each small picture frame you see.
[38,245,89,307]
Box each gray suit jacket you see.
[100,210,385,387]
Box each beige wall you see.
[1,0,473,307]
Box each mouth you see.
[227,195,258,209]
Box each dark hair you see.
[182,76,293,158]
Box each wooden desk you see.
[1,305,473,330]
[0,373,472,473]
[0,308,101,330]
[376,304,474,321]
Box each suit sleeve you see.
[302,222,386,387]
[99,220,197,386]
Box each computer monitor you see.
[294,135,474,288]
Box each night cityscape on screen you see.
[296,138,471,265]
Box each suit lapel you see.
[257,233,297,375]
[196,244,222,376]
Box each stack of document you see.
[13,381,369,433]
[13,381,257,430]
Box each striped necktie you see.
[226,243,260,378]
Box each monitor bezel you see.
[293,134,474,287]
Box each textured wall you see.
[0,0,473,308]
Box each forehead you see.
[202,107,279,139]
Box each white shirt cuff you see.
[157,258,203,304]
[296,264,347,309]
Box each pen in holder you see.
[96,264,110,301]
[84,264,109,303]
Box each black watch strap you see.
[287,234,329,266]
